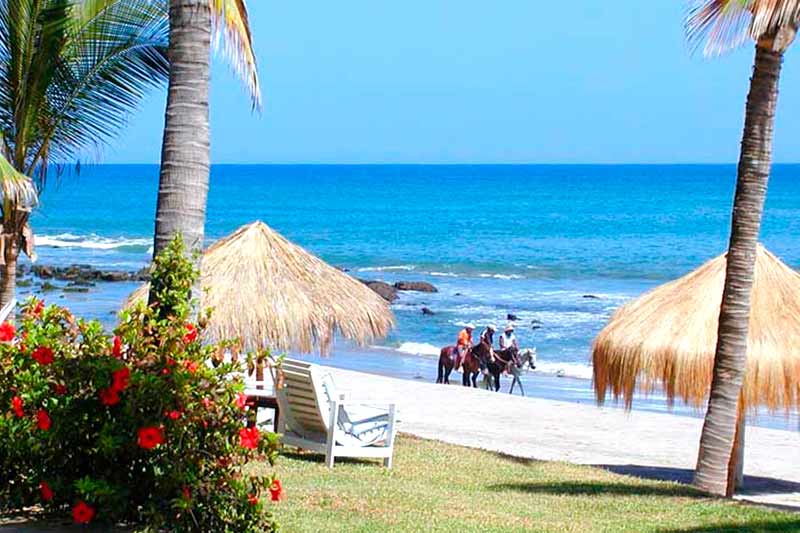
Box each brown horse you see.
[436,344,482,387]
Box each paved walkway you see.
[327,366,800,510]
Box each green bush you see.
[0,237,281,531]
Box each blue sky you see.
[106,0,800,164]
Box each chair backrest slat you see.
[272,358,330,438]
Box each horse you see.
[486,347,537,395]
[436,344,483,387]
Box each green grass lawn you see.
[265,434,800,533]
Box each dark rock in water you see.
[454,292,463,297]
[100,271,131,282]
[32,265,55,279]
[359,279,398,302]
[507,313,519,321]
[531,319,542,325]
[421,307,435,316]
[582,294,601,300]
[394,281,438,293]
[135,267,152,281]
[63,286,90,293]
[29,263,150,283]
[40,282,57,292]
[531,325,541,330]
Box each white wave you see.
[395,342,440,356]
[36,233,150,251]
[534,361,593,380]
[478,273,525,280]
[429,271,458,277]
[357,265,416,272]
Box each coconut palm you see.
[0,0,170,307]
[152,0,258,259]
[0,148,37,305]
[686,0,800,497]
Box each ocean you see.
[25,164,800,430]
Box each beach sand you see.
[322,365,800,511]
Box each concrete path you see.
[326,366,800,510]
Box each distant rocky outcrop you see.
[359,279,398,302]
[28,264,150,283]
[393,281,438,293]
[421,307,435,316]
[507,313,519,321]
[582,294,601,300]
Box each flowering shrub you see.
[0,237,280,531]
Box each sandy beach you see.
[320,365,800,511]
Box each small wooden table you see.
[245,394,280,432]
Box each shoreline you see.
[300,344,800,432]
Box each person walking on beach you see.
[455,323,475,371]
[499,324,518,351]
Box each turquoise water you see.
[24,164,800,429]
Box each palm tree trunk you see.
[152,0,211,260]
[693,40,785,497]
[0,237,17,309]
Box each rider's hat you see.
[504,323,515,332]
[465,323,476,330]
[487,324,497,331]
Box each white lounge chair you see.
[0,299,16,323]
[271,358,397,468]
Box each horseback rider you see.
[480,324,496,350]
[499,323,518,351]
[479,324,497,376]
[454,323,475,371]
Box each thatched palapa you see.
[128,221,394,353]
[593,245,800,413]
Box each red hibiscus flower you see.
[33,300,45,317]
[53,383,67,396]
[161,367,170,376]
[137,426,164,450]
[112,336,122,358]
[0,321,15,342]
[166,357,176,367]
[269,479,283,501]
[235,392,248,410]
[11,396,24,418]
[183,323,198,344]
[36,409,51,431]
[182,486,191,501]
[39,481,53,502]
[72,501,95,524]
[239,427,260,450]
[99,387,120,406]
[166,410,182,420]
[111,367,131,392]
[247,493,259,505]
[184,360,199,374]
[32,346,54,365]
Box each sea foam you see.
[36,233,151,251]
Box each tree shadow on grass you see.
[658,520,800,533]
[596,465,800,498]
[489,481,704,498]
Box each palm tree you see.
[152,0,258,259]
[686,0,800,497]
[0,0,170,307]
[0,148,37,305]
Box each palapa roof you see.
[128,221,394,353]
[593,245,800,413]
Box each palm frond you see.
[210,0,260,109]
[687,0,800,55]
[0,148,37,208]
[16,0,169,181]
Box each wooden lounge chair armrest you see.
[335,400,397,411]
